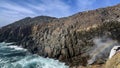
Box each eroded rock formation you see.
[0,4,120,67]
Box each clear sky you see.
[0,0,120,27]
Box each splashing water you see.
[0,42,69,68]
[88,37,119,65]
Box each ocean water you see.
[0,42,69,68]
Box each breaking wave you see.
[0,42,69,68]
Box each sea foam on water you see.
[0,42,69,68]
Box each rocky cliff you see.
[0,4,120,67]
[105,52,120,68]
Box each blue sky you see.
[0,0,120,27]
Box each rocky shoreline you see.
[0,4,120,67]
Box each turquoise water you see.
[0,42,69,68]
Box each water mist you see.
[88,37,119,65]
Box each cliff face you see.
[0,4,120,67]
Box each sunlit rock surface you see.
[105,52,120,68]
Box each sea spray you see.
[88,37,119,65]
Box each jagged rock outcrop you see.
[105,52,120,68]
[0,4,120,67]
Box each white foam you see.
[0,42,69,68]
[0,42,13,46]
[8,46,27,51]
[5,56,69,68]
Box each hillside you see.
[0,4,120,67]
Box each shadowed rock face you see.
[0,4,120,67]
